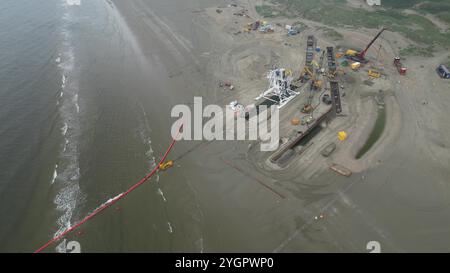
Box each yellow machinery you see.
[301,67,322,89]
[368,70,381,78]
[302,104,314,114]
[314,79,323,89]
[351,62,361,70]
[300,64,324,114]
[338,131,348,141]
[159,160,174,171]
[328,68,345,79]
[345,49,358,56]
[301,66,314,80]
[285,68,293,77]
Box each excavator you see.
[346,28,387,63]
[300,67,322,89]
[300,67,323,113]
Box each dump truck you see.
[393,57,407,75]
[436,64,450,79]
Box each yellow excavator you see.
[301,67,322,89]
[300,65,324,113]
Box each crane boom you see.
[358,28,386,59]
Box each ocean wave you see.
[54,188,79,238]
[167,222,173,234]
[61,123,68,136]
[66,0,81,6]
[61,74,66,88]
[51,164,58,184]
[138,103,158,181]
[52,1,84,248]
[157,188,167,202]
[62,139,69,153]
[74,94,79,113]
[94,192,124,211]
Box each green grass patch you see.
[318,27,343,40]
[382,0,450,9]
[255,5,278,18]
[399,45,434,57]
[381,0,422,9]
[259,0,450,51]
[255,4,297,19]
[416,2,450,24]
[437,12,450,24]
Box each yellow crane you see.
[301,67,322,89]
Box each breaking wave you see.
[66,0,81,6]
[52,1,84,251]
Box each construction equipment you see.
[368,69,381,78]
[436,64,450,79]
[305,35,316,69]
[327,47,337,77]
[302,78,317,114]
[159,160,174,171]
[393,57,407,75]
[322,94,332,105]
[346,28,387,63]
[351,62,361,70]
[301,66,314,81]
[301,104,314,113]
[301,67,323,89]
[255,68,299,109]
[330,81,342,114]
[338,131,348,141]
[301,115,315,125]
[345,49,358,56]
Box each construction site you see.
[203,3,417,179]
[186,2,450,251]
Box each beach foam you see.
[53,2,84,247]
[66,0,81,6]
[157,188,167,202]
[51,164,58,184]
